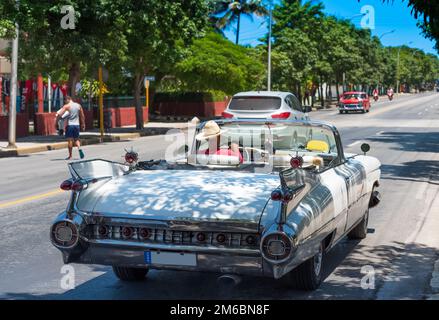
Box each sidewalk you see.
[0,122,188,158]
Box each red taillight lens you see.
[98,225,109,237]
[290,156,303,169]
[121,226,134,239]
[196,232,206,242]
[271,189,283,201]
[71,181,85,192]
[282,191,295,203]
[139,228,151,239]
[271,189,295,203]
[271,112,291,119]
[60,180,73,191]
[222,111,234,119]
[246,235,256,245]
[125,151,138,164]
[216,234,226,243]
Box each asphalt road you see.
[1,92,438,300]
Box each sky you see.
[223,0,438,56]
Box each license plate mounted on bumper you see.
[144,251,197,267]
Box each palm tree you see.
[211,0,268,45]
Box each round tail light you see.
[71,180,86,192]
[98,225,109,237]
[271,189,283,201]
[282,191,294,203]
[290,156,303,169]
[125,151,138,164]
[139,228,151,239]
[261,232,293,263]
[196,232,206,242]
[60,180,73,191]
[245,235,256,245]
[121,226,134,239]
[51,221,79,248]
[216,234,226,244]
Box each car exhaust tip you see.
[217,274,242,288]
[369,191,381,208]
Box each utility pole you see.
[267,0,273,91]
[396,48,400,94]
[98,66,104,141]
[48,76,52,113]
[7,14,19,149]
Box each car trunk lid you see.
[78,170,280,227]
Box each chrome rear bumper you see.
[66,240,268,277]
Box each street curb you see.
[430,259,439,294]
[0,128,176,158]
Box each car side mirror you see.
[361,143,370,155]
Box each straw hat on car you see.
[195,120,226,141]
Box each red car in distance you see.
[338,91,371,114]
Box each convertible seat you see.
[306,140,329,153]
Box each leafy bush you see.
[175,32,265,94]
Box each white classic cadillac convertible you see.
[51,119,381,290]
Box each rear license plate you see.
[144,251,197,267]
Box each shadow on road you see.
[367,131,439,154]
[365,131,439,184]
[381,161,439,185]
[1,241,436,300]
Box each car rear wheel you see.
[112,266,149,281]
[280,242,324,291]
[348,209,369,240]
[339,110,344,114]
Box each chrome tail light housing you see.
[51,220,79,248]
[260,232,294,264]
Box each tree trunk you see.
[236,13,241,45]
[68,62,80,97]
[335,76,340,101]
[134,73,144,130]
[328,82,333,100]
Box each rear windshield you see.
[229,96,282,111]
[343,94,366,99]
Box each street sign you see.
[145,76,155,81]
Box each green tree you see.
[175,32,265,94]
[111,0,209,129]
[1,1,127,94]
[271,0,324,100]
[211,0,267,44]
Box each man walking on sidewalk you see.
[55,96,85,160]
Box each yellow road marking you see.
[0,189,63,209]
